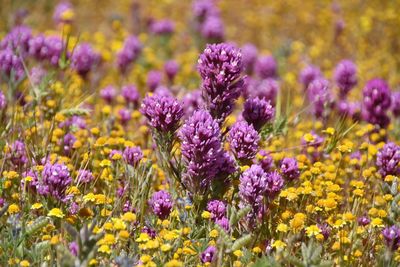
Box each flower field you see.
[1,0,400,266]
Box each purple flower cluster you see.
[77,169,94,184]
[334,59,357,98]
[149,190,173,219]
[299,64,321,90]
[8,140,28,166]
[307,78,333,120]
[71,43,100,76]
[247,78,279,105]
[265,171,284,198]
[362,78,392,128]
[200,246,217,264]
[382,225,400,251]
[100,85,117,103]
[122,85,140,106]
[140,94,183,133]
[123,146,143,167]
[182,89,204,118]
[207,199,226,219]
[1,26,32,55]
[241,43,258,74]
[147,70,162,92]
[62,133,76,155]
[280,157,300,181]
[39,162,72,202]
[117,35,142,73]
[164,60,179,82]
[255,55,278,79]
[258,150,274,172]
[198,43,244,122]
[28,35,65,66]
[193,0,224,41]
[201,16,225,41]
[150,19,175,35]
[242,97,275,131]
[228,120,260,161]
[376,142,400,177]
[179,110,232,193]
[0,48,24,81]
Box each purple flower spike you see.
[1,26,32,55]
[207,200,226,220]
[40,162,72,202]
[243,97,275,131]
[150,19,175,35]
[147,70,163,92]
[265,171,284,197]
[182,89,204,118]
[334,59,357,98]
[198,43,244,122]
[255,55,277,79]
[164,60,179,82]
[280,157,300,181]
[392,92,400,117]
[53,1,74,24]
[239,165,268,213]
[201,16,225,41]
[77,169,94,184]
[307,78,333,120]
[241,43,258,74]
[362,78,392,128]
[376,142,400,177]
[122,85,140,106]
[201,246,217,264]
[252,78,279,105]
[140,94,183,133]
[0,91,6,110]
[117,35,142,73]
[71,43,100,76]
[299,64,322,89]
[149,190,173,219]
[228,120,260,161]
[123,146,143,167]
[0,48,24,81]
[100,85,117,104]
[8,140,28,166]
[382,225,400,251]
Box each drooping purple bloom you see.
[376,142,400,177]
[40,162,72,202]
[362,78,392,128]
[140,94,183,133]
[299,64,321,90]
[123,146,143,167]
[201,246,217,264]
[334,59,357,98]
[178,110,224,193]
[150,19,175,35]
[122,85,140,106]
[149,190,173,219]
[77,169,94,184]
[164,60,179,82]
[241,43,258,74]
[100,85,117,104]
[117,35,142,73]
[8,140,28,166]
[71,43,100,76]
[307,78,333,120]
[207,200,226,220]
[147,70,162,92]
[382,225,400,251]
[255,55,277,79]
[243,97,275,131]
[198,43,244,122]
[201,16,225,41]
[228,120,260,161]
[280,157,300,181]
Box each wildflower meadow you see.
[1,1,400,266]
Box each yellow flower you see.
[20,260,30,267]
[271,240,286,250]
[233,250,243,257]
[98,244,111,254]
[31,203,43,210]
[121,212,136,222]
[161,243,172,252]
[201,211,211,219]
[277,223,288,233]
[48,208,65,218]
[305,225,321,237]
[165,259,183,267]
[119,230,130,240]
[370,218,384,228]
[210,229,219,238]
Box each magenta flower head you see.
[118,108,131,125]
[207,200,226,220]
[252,78,279,105]
[44,36,65,66]
[193,0,219,22]
[150,19,175,35]
[149,190,173,219]
[182,89,204,118]
[265,171,284,198]
[0,48,24,82]
[382,225,400,251]
[376,142,400,177]
[122,85,140,106]
[201,16,225,41]
[40,162,72,202]
[362,78,392,128]
[123,146,143,167]
[147,70,163,92]
[117,35,142,73]
[198,43,244,123]
[164,60,179,82]
[201,246,217,264]
[77,169,94,184]
[280,157,300,181]
[258,150,274,172]
[307,78,333,120]
[100,85,117,104]
[8,140,28,166]
[1,26,32,55]
[178,109,224,193]
[62,133,76,155]
[334,59,357,98]
[392,92,400,117]
[299,64,321,90]
[243,97,275,131]
[241,43,258,74]
[228,120,260,161]
[255,55,277,79]
[140,94,183,133]
[71,43,100,76]
[53,1,74,24]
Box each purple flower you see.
[147,70,162,92]
[198,43,244,122]
[45,36,65,66]
[334,59,357,98]
[141,226,157,238]
[357,216,370,226]
[140,94,183,133]
[255,55,277,79]
[307,78,333,119]
[40,162,72,202]
[1,26,32,55]
[118,108,131,125]
[258,150,274,172]
[0,48,24,81]
[150,19,175,35]
[249,78,279,105]
[123,146,143,167]
[376,142,400,177]
[239,164,268,212]
[59,116,87,130]
[62,133,76,155]
[69,241,78,256]
[207,200,226,220]
[382,225,400,251]
[228,120,260,161]
[178,110,224,193]
[8,140,28,166]
[201,16,225,40]
[280,157,300,181]
[122,85,140,106]
[243,97,275,131]
[201,246,217,264]
[149,190,173,219]
[392,91,400,117]
[317,223,331,240]
[336,100,361,119]
[71,43,99,76]
[100,85,117,104]
[77,169,94,184]
[117,35,142,73]
[53,1,74,24]
[193,0,219,22]
[299,64,321,90]
[182,89,204,118]
[362,78,392,128]
[164,60,179,82]
[265,171,284,197]
[241,43,258,74]
[0,90,6,110]
[215,217,230,231]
